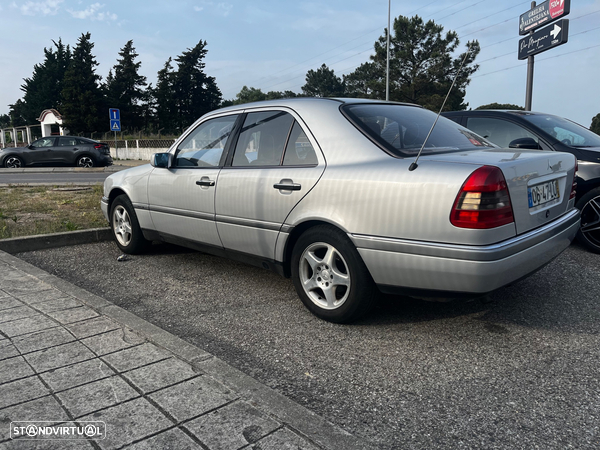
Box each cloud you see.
[13,0,64,16]
[67,2,117,21]
[194,1,233,17]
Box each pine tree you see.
[301,64,345,97]
[20,39,71,122]
[171,40,222,131]
[61,33,104,134]
[153,58,177,133]
[106,40,148,132]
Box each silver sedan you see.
[101,98,580,322]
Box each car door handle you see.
[274,180,301,191]
[196,178,215,187]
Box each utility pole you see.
[525,1,536,111]
[386,0,391,101]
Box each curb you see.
[0,227,113,254]
[0,232,375,450]
[0,166,129,174]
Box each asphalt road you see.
[17,242,600,449]
[0,171,110,185]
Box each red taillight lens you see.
[450,165,514,229]
[94,144,103,149]
[570,160,578,200]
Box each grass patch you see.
[0,185,107,239]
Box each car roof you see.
[207,97,421,117]
[442,110,555,118]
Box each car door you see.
[215,109,325,259]
[52,137,79,164]
[464,116,546,149]
[26,137,56,164]
[147,114,239,248]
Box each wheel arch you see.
[106,187,128,213]
[281,219,358,278]
[75,153,96,166]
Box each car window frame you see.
[222,107,323,169]
[466,114,554,151]
[30,137,56,148]
[171,113,243,169]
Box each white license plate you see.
[528,180,560,208]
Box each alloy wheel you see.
[5,157,22,168]
[77,156,94,168]
[299,242,351,310]
[580,194,600,250]
[112,205,133,247]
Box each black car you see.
[0,136,113,168]
[442,110,600,253]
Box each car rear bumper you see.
[352,209,580,295]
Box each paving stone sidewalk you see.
[0,250,370,450]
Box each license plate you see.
[528,180,560,208]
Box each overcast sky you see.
[1,0,599,127]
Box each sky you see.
[1,0,599,128]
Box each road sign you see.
[109,108,120,121]
[519,0,571,35]
[109,108,121,132]
[518,19,569,60]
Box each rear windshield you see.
[521,114,600,148]
[342,103,495,157]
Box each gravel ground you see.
[17,242,600,449]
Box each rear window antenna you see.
[409,44,473,171]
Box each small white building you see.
[38,109,68,137]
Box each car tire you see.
[76,155,95,168]
[110,195,150,254]
[3,156,24,168]
[576,187,600,253]
[291,225,376,323]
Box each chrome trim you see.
[216,214,282,232]
[148,205,214,221]
[351,208,580,262]
[280,224,293,234]
[132,202,148,210]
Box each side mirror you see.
[151,152,173,168]
[508,137,541,150]
[27,145,34,149]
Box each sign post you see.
[109,108,121,153]
[519,0,571,110]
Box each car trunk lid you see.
[423,148,577,234]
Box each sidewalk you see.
[0,249,371,450]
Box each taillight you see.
[570,160,578,200]
[450,165,514,229]
[94,144,103,149]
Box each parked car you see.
[0,136,112,168]
[442,109,600,253]
[101,98,579,322]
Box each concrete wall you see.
[108,139,174,161]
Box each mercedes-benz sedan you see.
[101,98,580,322]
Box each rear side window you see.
[283,122,318,166]
[466,117,539,149]
[232,111,294,167]
[175,115,238,168]
[342,104,495,157]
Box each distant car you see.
[101,98,579,322]
[0,136,113,168]
[442,110,600,253]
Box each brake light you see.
[94,144,104,149]
[570,160,578,200]
[450,165,514,229]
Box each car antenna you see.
[409,43,473,171]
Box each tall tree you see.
[301,64,345,97]
[591,113,600,135]
[344,63,377,98]
[105,40,148,131]
[7,100,28,127]
[171,40,222,131]
[19,39,71,122]
[348,15,479,111]
[476,103,524,110]
[153,58,177,133]
[61,33,105,134]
